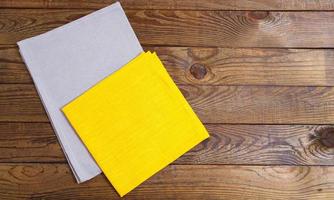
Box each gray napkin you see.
[17,2,143,183]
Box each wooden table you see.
[2,0,334,199]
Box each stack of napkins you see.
[18,2,209,197]
[62,52,209,196]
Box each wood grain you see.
[2,84,334,124]
[180,124,334,165]
[1,163,334,199]
[2,1,334,199]
[182,85,334,124]
[3,45,334,86]
[2,123,334,165]
[1,10,334,47]
[0,45,31,84]
[0,123,64,162]
[2,0,334,10]
[0,84,47,122]
[155,47,334,86]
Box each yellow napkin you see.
[62,52,209,196]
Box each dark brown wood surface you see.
[3,84,334,124]
[1,0,334,199]
[3,45,334,86]
[1,0,334,10]
[2,123,334,165]
[1,164,334,199]
[2,9,334,47]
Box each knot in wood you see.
[311,127,334,148]
[190,63,207,80]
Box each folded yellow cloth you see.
[62,52,209,196]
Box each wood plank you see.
[1,9,334,47]
[0,84,47,122]
[156,47,334,86]
[2,0,334,10]
[3,45,334,86]
[2,84,334,124]
[0,45,31,84]
[0,123,64,162]
[2,123,334,165]
[185,85,334,124]
[1,163,334,199]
